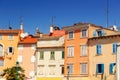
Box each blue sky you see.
[0,0,120,34]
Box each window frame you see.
[67,64,73,74]
[68,31,74,39]
[112,43,117,54]
[81,44,87,56]
[96,44,102,55]
[0,60,4,66]
[68,46,74,57]
[96,64,104,74]
[39,51,44,60]
[81,29,87,38]
[50,51,55,60]
[7,46,14,55]
[80,63,87,74]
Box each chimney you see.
[50,25,54,33]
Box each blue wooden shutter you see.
[93,31,97,37]
[101,30,105,36]
[110,63,113,74]
[99,44,101,54]
[96,45,99,54]
[101,64,104,73]
[96,64,98,73]
[113,43,117,53]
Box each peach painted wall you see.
[18,44,36,78]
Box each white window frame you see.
[68,46,74,57]
[8,34,14,40]
[7,46,14,55]
[68,31,74,39]
[81,45,87,56]
[81,29,87,38]
[67,64,73,74]
[80,63,87,74]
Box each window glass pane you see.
[81,45,87,56]
[0,45,3,56]
[50,51,55,60]
[82,29,87,37]
[62,51,64,59]
[68,64,73,74]
[9,34,14,40]
[68,31,73,39]
[68,46,74,57]
[40,51,44,60]
[81,63,87,74]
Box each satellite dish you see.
[20,33,25,38]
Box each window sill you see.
[67,56,74,58]
[80,55,88,57]
[96,73,104,75]
[112,53,116,55]
[80,37,88,39]
[96,54,102,56]
[109,73,115,75]
[67,38,74,41]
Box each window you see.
[39,51,44,60]
[62,51,64,59]
[112,43,117,53]
[49,65,55,75]
[38,65,44,75]
[96,44,102,55]
[8,34,14,40]
[67,64,73,74]
[81,29,87,37]
[96,64,104,74]
[7,47,14,54]
[18,55,23,63]
[68,46,74,57]
[0,45,3,56]
[81,45,87,56]
[61,66,64,74]
[0,35,3,40]
[93,30,105,37]
[0,60,4,66]
[50,51,55,60]
[68,31,74,39]
[81,63,87,74]
[110,63,116,74]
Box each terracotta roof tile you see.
[19,35,37,44]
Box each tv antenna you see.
[51,16,55,26]
[106,0,109,28]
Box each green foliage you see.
[1,66,25,80]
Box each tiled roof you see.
[38,36,61,40]
[0,29,21,34]
[89,34,120,40]
[50,30,65,36]
[19,35,37,44]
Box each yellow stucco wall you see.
[88,36,120,80]
[0,31,21,71]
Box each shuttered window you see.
[96,44,102,55]
[96,64,104,74]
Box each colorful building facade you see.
[62,23,119,80]
[0,29,22,72]
[88,34,120,80]
[18,35,37,79]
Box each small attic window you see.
[93,30,105,37]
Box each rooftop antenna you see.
[8,20,12,29]
[51,16,55,26]
[106,0,109,28]
[20,16,23,30]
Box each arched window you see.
[0,44,3,56]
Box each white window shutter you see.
[31,56,35,62]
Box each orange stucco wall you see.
[64,29,89,77]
